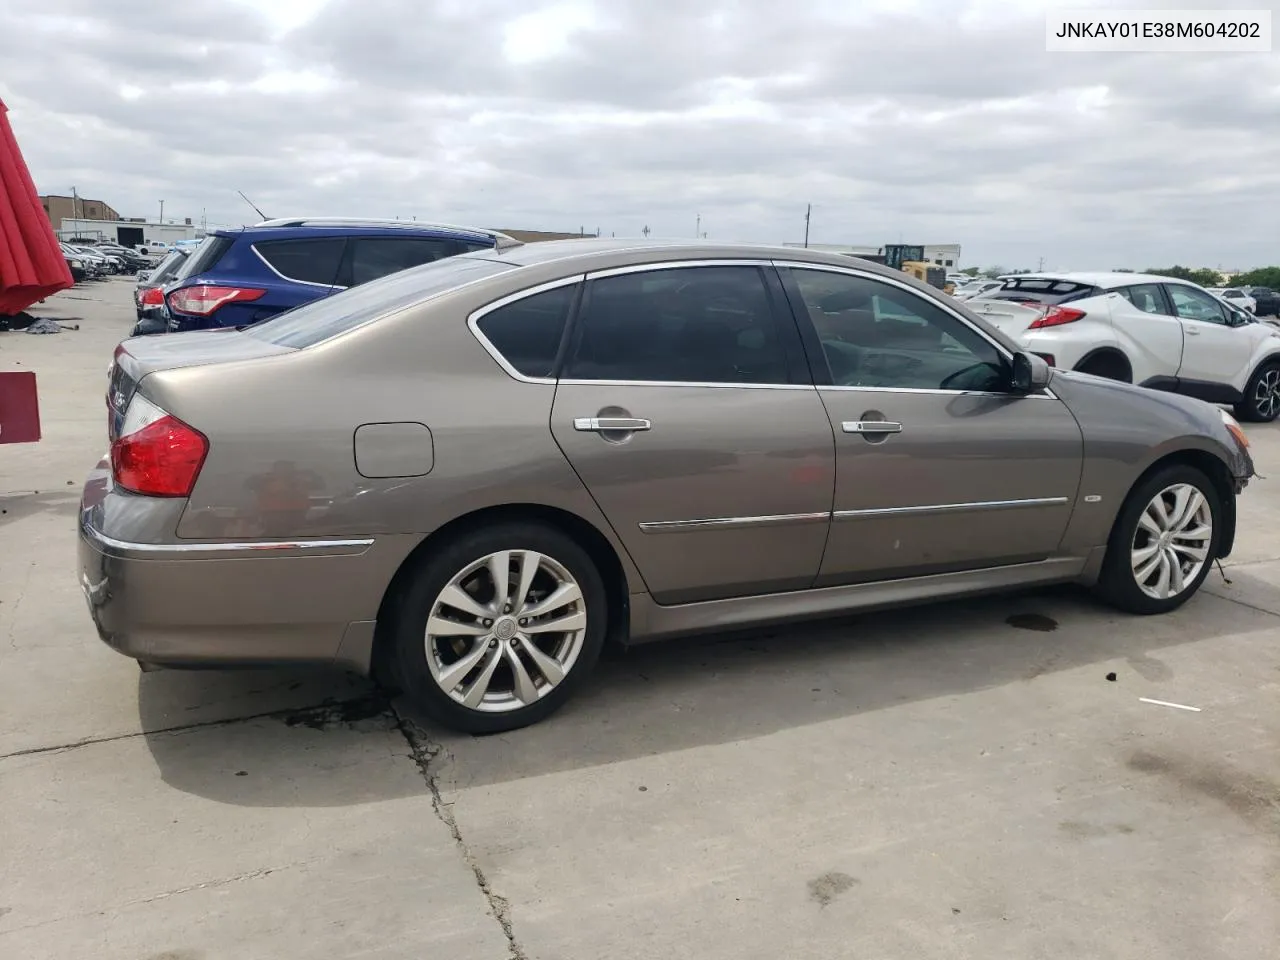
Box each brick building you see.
[39,194,121,228]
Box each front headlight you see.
[70,259,82,268]
[1220,408,1249,449]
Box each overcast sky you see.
[2,0,1276,270]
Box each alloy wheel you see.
[1130,483,1213,601]
[1253,368,1280,420]
[424,550,588,713]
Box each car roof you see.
[459,236,912,276]
[213,219,501,245]
[999,271,1203,290]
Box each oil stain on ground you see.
[1128,750,1280,832]
[808,872,859,907]
[1006,613,1058,632]
[278,693,393,731]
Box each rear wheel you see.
[1234,362,1280,423]
[1096,465,1220,615]
[389,523,607,733]
[1075,352,1131,382]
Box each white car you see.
[953,279,1005,301]
[966,272,1280,422]
[1209,287,1257,314]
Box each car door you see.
[1163,284,1252,391]
[776,264,1083,585]
[1108,282,1184,383]
[549,262,836,605]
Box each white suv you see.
[966,272,1280,422]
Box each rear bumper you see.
[77,461,412,673]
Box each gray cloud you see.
[1,0,1276,269]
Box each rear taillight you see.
[110,394,208,498]
[1028,306,1086,329]
[167,284,266,317]
[139,287,164,305]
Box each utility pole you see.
[71,185,80,226]
[159,200,164,224]
[1037,256,1045,271]
[695,213,701,238]
[803,203,811,248]
[642,225,650,238]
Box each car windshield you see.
[242,254,515,348]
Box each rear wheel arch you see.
[1074,347,1132,382]
[370,503,632,686]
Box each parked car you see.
[953,279,1004,301]
[1209,287,1256,315]
[1241,286,1279,317]
[65,253,86,283]
[82,241,1255,733]
[966,272,1280,421]
[132,248,190,333]
[61,243,107,278]
[160,218,515,332]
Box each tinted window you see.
[255,238,346,286]
[348,237,468,286]
[1115,283,1168,315]
[988,277,1099,305]
[1167,285,1226,324]
[476,285,576,378]
[175,235,233,281]
[243,256,514,349]
[790,269,1006,392]
[565,266,788,385]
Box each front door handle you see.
[843,420,903,434]
[574,417,652,432]
[1186,327,1201,335]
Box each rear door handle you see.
[843,420,902,434]
[574,417,652,432]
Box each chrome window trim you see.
[819,384,1058,400]
[772,260,1061,400]
[251,242,348,291]
[833,496,1069,521]
[466,274,587,385]
[584,258,771,280]
[559,378,814,391]
[639,511,832,534]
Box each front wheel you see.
[389,522,607,734]
[1096,465,1220,615]
[1234,362,1280,423]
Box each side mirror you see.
[1010,351,1050,394]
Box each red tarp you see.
[0,97,72,316]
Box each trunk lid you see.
[963,298,1048,339]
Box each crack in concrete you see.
[390,705,527,960]
[0,696,385,762]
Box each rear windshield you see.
[242,255,514,348]
[986,277,1099,305]
[173,234,234,282]
[148,249,188,282]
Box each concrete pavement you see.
[2,278,1277,959]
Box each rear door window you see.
[1115,283,1169,315]
[254,238,347,286]
[344,237,473,287]
[564,265,789,384]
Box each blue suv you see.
[161,218,513,332]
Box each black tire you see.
[389,522,607,734]
[1075,352,1131,383]
[1095,464,1221,615]
[1233,362,1280,423]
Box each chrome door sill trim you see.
[833,496,1069,520]
[639,511,832,534]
